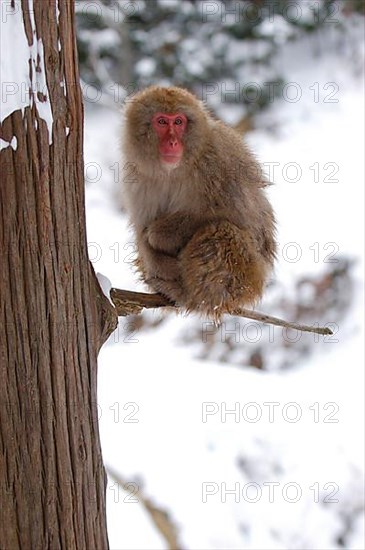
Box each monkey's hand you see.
[145,212,201,256]
[136,234,185,304]
[137,234,181,281]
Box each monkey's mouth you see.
[161,154,182,165]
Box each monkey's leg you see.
[179,221,272,318]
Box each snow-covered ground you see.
[85,18,364,550]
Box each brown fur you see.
[121,86,277,320]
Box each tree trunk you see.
[0,1,117,548]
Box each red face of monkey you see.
[152,112,187,166]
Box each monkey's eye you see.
[175,118,183,125]
[157,118,167,125]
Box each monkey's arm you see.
[145,212,205,256]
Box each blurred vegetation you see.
[75,0,363,117]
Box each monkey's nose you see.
[169,137,178,147]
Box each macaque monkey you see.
[121,86,276,320]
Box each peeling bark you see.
[0,1,117,548]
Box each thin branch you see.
[110,288,333,336]
[231,308,332,335]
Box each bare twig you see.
[231,308,332,335]
[110,288,333,336]
[106,466,182,550]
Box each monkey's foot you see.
[145,277,184,306]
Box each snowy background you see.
[82,4,364,549]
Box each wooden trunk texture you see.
[0,1,117,548]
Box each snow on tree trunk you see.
[0,1,117,547]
